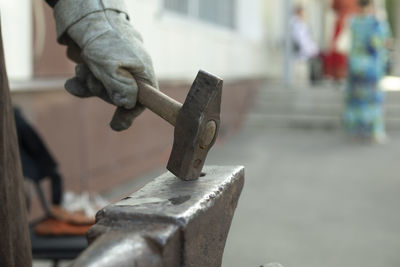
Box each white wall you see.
[126,0,267,81]
[262,1,285,78]
[0,0,32,80]
[237,0,264,41]
[0,0,266,82]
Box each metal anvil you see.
[71,166,244,267]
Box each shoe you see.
[372,133,388,144]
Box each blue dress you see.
[343,15,390,138]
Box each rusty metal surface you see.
[72,166,244,267]
[167,71,223,181]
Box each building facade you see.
[1,0,266,81]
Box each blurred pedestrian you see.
[290,5,319,84]
[322,0,358,82]
[343,0,391,142]
[291,5,318,61]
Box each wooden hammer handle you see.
[137,81,182,126]
[117,69,182,126]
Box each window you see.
[163,0,236,29]
[164,0,189,15]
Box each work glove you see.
[53,0,158,131]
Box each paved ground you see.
[34,84,400,267]
[208,85,400,267]
[216,128,400,267]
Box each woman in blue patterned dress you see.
[343,0,390,142]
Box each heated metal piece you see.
[71,166,244,267]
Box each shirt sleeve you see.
[44,0,60,8]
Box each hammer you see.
[112,70,222,181]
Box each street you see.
[208,84,400,267]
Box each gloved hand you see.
[53,0,157,131]
[65,64,146,130]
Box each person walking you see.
[343,0,391,142]
[290,5,319,84]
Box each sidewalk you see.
[207,83,400,267]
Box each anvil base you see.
[71,166,245,267]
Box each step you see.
[247,113,400,131]
[253,89,400,119]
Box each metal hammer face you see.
[167,70,222,181]
[110,70,222,181]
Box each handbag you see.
[336,20,352,54]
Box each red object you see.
[332,0,359,14]
[323,0,358,80]
[34,218,92,236]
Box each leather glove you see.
[53,0,158,130]
[65,64,145,130]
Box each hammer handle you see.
[137,81,182,126]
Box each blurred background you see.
[1,0,400,266]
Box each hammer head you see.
[167,70,222,181]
